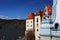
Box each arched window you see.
[37,18,38,22]
[31,25,32,27]
[54,23,59,30]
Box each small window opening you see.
[37,29,39,31]
[37,18,38,22]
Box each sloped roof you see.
[47,5,52,15]
[47,5,52,10]
[27,12,35,19]
[36,9,42,15]
[43,5,52,15]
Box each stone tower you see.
[35,10,41,40]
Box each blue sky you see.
[0,0,53,19]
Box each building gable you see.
[27,13,35,19]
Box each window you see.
[37,24,38,27]
[31,25,32,27]
[37,18,38,22]
[37,29,39,31]
[55,23,59,29]
[38,36,40,38]
[31,21,32,23]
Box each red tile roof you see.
[43,11,45,15]
[37,9,41,15]
[43,5,52,15]
[27,5,52,19]
[47,5,52,15]
[27,12,35,19]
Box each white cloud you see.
[0,15,20,19]
[16,16,20,19]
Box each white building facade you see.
[26,19,34,31]
[35,16,41,40]
[25,0,60,40]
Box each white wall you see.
[52,37,60,40]
[26,19,34,31]
[40,29,60,40]
[40,36,50,40]
[52,31,60,36]
[40,36,60,40]
[56,0,60,23]
[54,0,60,24]
[35,16,41,40]
[41,24,53,28]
